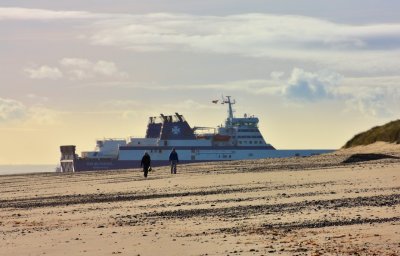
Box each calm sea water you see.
[0,165,56,175]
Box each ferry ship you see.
[60,96,332,172]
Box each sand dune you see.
[0,146,399,255]
[338,141,400,155]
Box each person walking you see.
[169,148,179,174]
[141,151,151,178]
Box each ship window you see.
[249,141,252,144]
[239,141,242,144]
[228,155,231,158]
[159,149,162,153]
[138,142,141,145]
[249,153,253,157]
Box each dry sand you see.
[0,142,399,255]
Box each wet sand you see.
[1,143,399,255]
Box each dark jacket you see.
[169,151,179,162]
[141,154,151,167]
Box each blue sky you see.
[0,1,399,164]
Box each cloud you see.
[346,93,387,117]
[342,84,400,117]
[24,58,127,80]
[60,58,128,80]
[24,66,63,80]
[0,97,27,122]
[4,8,400,73]
[60,58,92,69]
[270,71,284,80]
[0,7,103,20]
[60,58,128,79]
[282,68,342,101]
[277,68,400,117]
[0,97,63,125]
[69,66,398,118]
[86,13,400,73]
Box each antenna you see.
[225,96,235,120]
[219,95,236,127]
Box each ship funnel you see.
[159,113,196,140]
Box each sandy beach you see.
[1,143,399,255]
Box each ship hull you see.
[70,149,333,172]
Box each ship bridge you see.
[230,116,259,128]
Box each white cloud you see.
[86,13,400,73]
[0,97,63,125]
[60,58,92,69]
[60,58,128,80]
[341,83,400,117]
[282,68,342,101]
[0,7,104,20]
[24,58,128,81]
[277,68,400,117]
[171,68,398,117]
[24,65,63,80]
[270,71,284,80]
[0,98,27,122]
[346,93,387,117]
[93,60,122,76]
[5,8,400,73]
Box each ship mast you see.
[222,96,236,126]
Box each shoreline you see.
[0,164,56,176]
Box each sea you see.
[0,165,56,175]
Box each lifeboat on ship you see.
[213,134,231,141]
[196,134,214,140]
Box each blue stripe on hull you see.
[74,159,201,172]
[119,145,276,150]
[72,149,334,172]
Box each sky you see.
[0,0,400,164]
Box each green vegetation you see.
[343,120,400,148]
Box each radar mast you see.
[222,96,236,126]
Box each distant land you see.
[343,119,400,148]
[0,165,55,175]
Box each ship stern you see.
[60,145,76,172]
